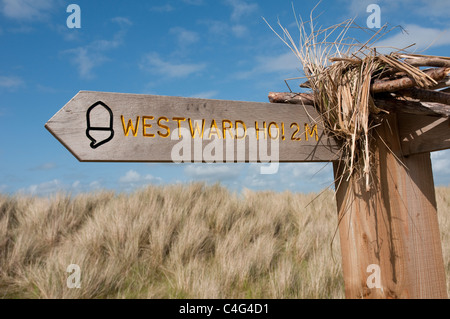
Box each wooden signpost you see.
[45,91,340,163]
[46,90,450,299]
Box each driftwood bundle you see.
[265,14,450,191]
[269,54,450,117]
[269,54,450,191]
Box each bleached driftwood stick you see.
[397,88,450,105]
[371,67,450,93]
[268,92,450,117]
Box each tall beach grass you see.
[0,183,449,298]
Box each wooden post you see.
[334,112,448,298]
[48,91,450,299]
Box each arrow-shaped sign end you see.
[45,115,84,163]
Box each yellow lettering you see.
[268,122,279,140]
[255,121,267,140]
[222,120,233,139]
[173,117,186,138]
[208,119,221,139]
[235,120,247,140]
[121,115,140,137]
[291,123,301,141]
[143,116,155,137]
[188,118,205,138]
[305,123,319,141]
[157,117,170,138]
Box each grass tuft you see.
[1,183,449,299]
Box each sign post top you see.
[45,91,341,163]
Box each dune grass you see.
[0,183,449,299]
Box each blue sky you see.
[0,0,449,195]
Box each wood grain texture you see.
[334,113,447,299]
[398,88,450,105]
[268,92,316,105]
[404,57,450,68]
[45,91,341,162]
[371,67,450,93]
[269,92,450,117]
[398,114,450,156]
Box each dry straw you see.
[264,4,439,191]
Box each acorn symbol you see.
[86,101,114,149]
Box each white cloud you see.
[375,24,450,52]
[199,19,229,37]
[150,4,175,12]
[243,164,278,189]
[72,180,80,188]
[231,24,248,37]
[259,52,302,73]
[90,38,122,51]
[0,0,54,20]
[235,51,301,79]
[120,170,141,183]
[184,164,242,182]
[64,47,106,79]
[18,179,127,196]
[20,179,101,196]
[199,19,248,39]
[22,179,61,196]
[190,90,219,99]
[239,162,334,192]
[140,52,207,78]
[66,180,102,193]
[30,162,57,171]
[225,0,258,21]
[55,24,80,41]
[286,163,333,186]
[0,75,23,89]
[63,20,130,78]
[422,0,450,18]
[170,27,200,48]
[181,162,333,193]
[119,170,161,185]
[111,17,132,26]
